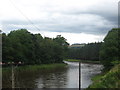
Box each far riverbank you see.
[64,59,100,64]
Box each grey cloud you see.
[2,19,113,35]
[61,9,117,25]
[2,0,118,35]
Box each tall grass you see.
[15,63,67,72]
[2,63,67,73]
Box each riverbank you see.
[64,59,100,64]
[18,63,67,72]
[87,64,120,88]
[64,59,80,62]
[3,63,67,72]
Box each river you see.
[81,62,103,88]
[3,61,103,88]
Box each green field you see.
[64,59,100,64]
[64,59,80,62]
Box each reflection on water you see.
[36,61,79,88]
[81,63,103,88]
[35,68,68,88]
[2,61,103,88]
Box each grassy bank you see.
[17,63,67,72]
[3,63,67,73]
[64,59,80,62]
[88,64,120,88]
[2,63,67,79]
[64,59,100,64]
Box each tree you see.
[53,35,69,59]
[100,28,119,68]
[67,42,102,60]
[2,29,69,65]
[33,34,43,64]
[2,33,13,62]
[3,29,35,64]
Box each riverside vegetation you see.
[2,29,69,64]
[88,64,120,88]
[1,28,120,88]
[2,29,69,88]
[64,59,100,64]
[88,28,120,88]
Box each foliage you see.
[100,28,119,68]
[88,64,120,88]
[2,29,69,64]
[88,28,120,89]
[15,63,67,72]
[67,42,102,61]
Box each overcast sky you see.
[0,0,119,44]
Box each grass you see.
[0,67,2,73]
[64,59,80,62]
[91,74,103,81]
[0,67,2,78]
[87,64,120,88]
[16,63,67,72]
[64,59,100,64]
[80,60,100,64]
[2,67,12,88]
[2,63,67,73]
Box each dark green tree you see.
[100,28,119,68]
[3,29,35,64]
[67,42,102,61]
[2,29,69,65]
[53,35,69,59]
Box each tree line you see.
[67,42,102,61]
[2,28,119,69]
[67,28,119,69]
[100,28,119,69]
[2,29,69,65]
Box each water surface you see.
[81,63,103,88]
[3,61,103,88]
